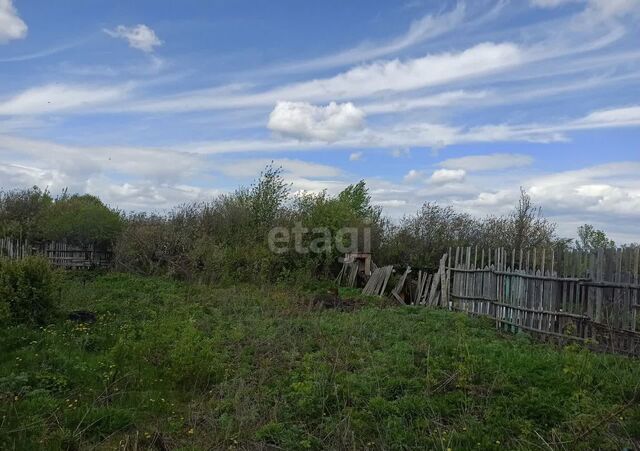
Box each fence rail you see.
[447,246,640,356]
[339,246,640,357]
[0,237,112,269]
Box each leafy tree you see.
[337,180,379,219]
[0,186,52,240]
[41,194,122,248]
[383,203,480,269]
[576,224,615,252]
[509,187,556,250]
[249,164,290,236]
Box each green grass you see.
[1,273,640,450]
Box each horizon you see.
[1,0,639,243]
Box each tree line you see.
[0,166,628,283]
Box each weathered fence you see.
[0,237,112,269]
[339,246,640,356]
[448,247,640,355]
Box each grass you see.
[1,272,640,450]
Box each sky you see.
[0,0,639,242]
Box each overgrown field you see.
[1,273,640,450]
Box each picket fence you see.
[0,237,112,269]
[447,246,640,355]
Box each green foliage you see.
[0,257,59,324]
[41,193,122,247]
[1,273,639,449]
[380,188,561,270]
[1,188,122,249]
[0,186,52,240]
[114,167,387,283]
[576,223,616,252]
[249,164,290,235]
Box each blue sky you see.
[0,0,639,242]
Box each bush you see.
[41,193,122,248]
[0,257,59,324]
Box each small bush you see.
[0,257,59,324]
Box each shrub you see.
[40,193,122,248]
[0,257,59,324]
[0,186,52,241]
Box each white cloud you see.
[525,162,640,217]
[430,168,466,185]
[391,148,411,158]
[362,90,489,114]
[0,134,204,181]
[375,199,407,208]
[349,151,363,161]
[0,134,217,210]
[128,42,524,113]
[574,106,640,128]
[450,162,640,240]
[262,3,467,73]
[218,158,342,179]
[530,0,580,8]
[275,42,523,102]
[267,101,365,142]
[84,177,221,210]
[584,0,640,19]
[0,0,27,44]
[403,169,424,183]
[181,103,640,155]
[438,153,534,172]
[104,24,162,53]
[0,84,131,115]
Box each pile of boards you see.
[335,261,360,287]
[337,253,450,305]
[362,265,393,296]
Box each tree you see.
[385,203,480,269]
[337,180,379,219]
[576,224,615,252]
[41,194,122,248]
[0,186,52,240]
[249,164,290,236]
[509,187,556,251]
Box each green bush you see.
[0,257,59,324]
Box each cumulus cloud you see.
[430,168,466,185]
[449,162,640,240]
[349,151,363,161]
[0,84,131,115]
[438,153,534,172]
[104,24,162,53]
[0,0,27,43]
[267,101,365,142]
[403,169,424,183]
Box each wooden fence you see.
[0,237,112,269]
[447,247,640,356]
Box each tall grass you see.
[1,272,638,449]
